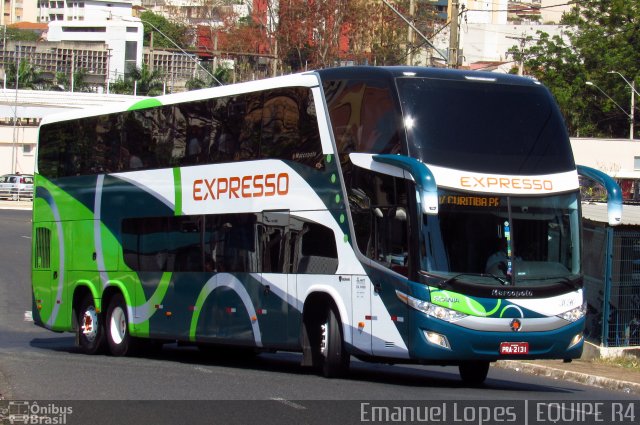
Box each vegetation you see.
[5,59,46,90]
[512,0,640,138]
[109,65,164,96]
[140,11,190,49]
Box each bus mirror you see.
[373,154,439,216]
[577,165,623,226]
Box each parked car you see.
[0,174,33,200]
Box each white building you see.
[460,23,570,69]
[46,18,143,82]
[37,0,136,22]
[540,0,572,24]
[436,0,571,71]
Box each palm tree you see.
[5,59,45,89]
[129,64,164,96]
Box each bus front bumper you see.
[409,315,585,362]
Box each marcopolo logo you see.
[0,401,72,425]
[193,173,290,201]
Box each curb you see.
[494,360,640,395]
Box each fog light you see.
[424,330,451,349]
[568,332,583,349]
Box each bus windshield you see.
[422,191,581,286]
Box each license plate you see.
[500,342,529,355]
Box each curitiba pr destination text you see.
[359,401,637,425]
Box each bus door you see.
[257,211,296,347]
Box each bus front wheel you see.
[106,293,134,356]
[319,305,349,378]
[77,293,105,355]
[459,361,490,386]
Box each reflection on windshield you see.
[422,191,580,286]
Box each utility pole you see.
[406,0,415,66]
[631,80,635,140]
[506,34,528,76]
[149,31,154,72]
[448,0,459,68]
[382,0,447,62]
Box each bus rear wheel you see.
[459,361,490,386]
[318,305,349,378]
[106,293,134,356]
[76,293,105,355]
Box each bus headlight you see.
[396,290,468,323]
[557,303,587,323]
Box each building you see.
[46,18,143,82]
[540,0,571,24]
[37,0,136,22]
[0,40,110,88]
[1,0,38,25]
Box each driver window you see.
[349,167,410,276]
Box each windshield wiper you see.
[435,272,510,289]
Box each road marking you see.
[194,366,213,374]
[24,311,33,322]
[21,236,31,239]
[270,397,306,410]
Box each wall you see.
[571,138,640,179]
[0,125,38,175]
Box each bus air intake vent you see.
[34,227,51,269]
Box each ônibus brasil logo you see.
[0,401,72,424]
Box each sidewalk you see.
[495,359,640,395]
[0,199,32,210]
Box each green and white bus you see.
[32,66,622,384]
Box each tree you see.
[518,0,640,138]
[55,69,92,92]
[5,59,46,89]
[185,63,231,90]
[5,27,41,42]
[108,65,164,96]
[140,11,191,49]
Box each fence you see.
[583,225,640,347]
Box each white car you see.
[0,174,33,200]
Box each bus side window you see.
[289,220,338,275]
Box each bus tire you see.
[320,304,349,378]
[459,361,490,386]
[106,293,134,356]
[77,293,105,355]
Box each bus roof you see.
[316,65,541,86]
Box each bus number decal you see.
[193,173,289,201]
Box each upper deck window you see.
[397,77,574,175]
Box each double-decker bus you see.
[32,67,622,384]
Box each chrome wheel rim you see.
[81,307,99,342]
[109,306,127,345]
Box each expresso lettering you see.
[193,173,289,201]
